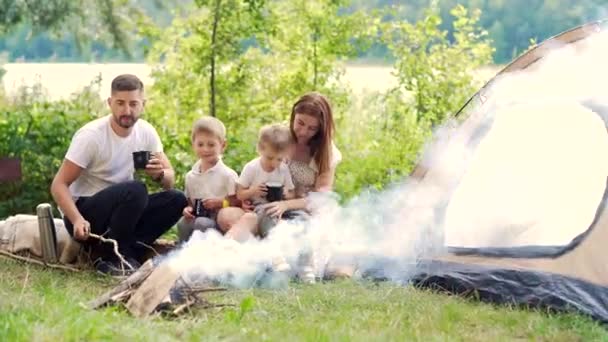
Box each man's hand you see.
[72,218,91,241]
[203,198,223,210]
[145,154,165,180]
[183,206,195,220]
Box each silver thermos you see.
[36,203,58,263]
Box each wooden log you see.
[87,259,155,310]
[126,262,180,318]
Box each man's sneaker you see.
[94,259,135,277]
[271,256,291,274]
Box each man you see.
[51,74,187,275]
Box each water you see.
[1,63,398,100]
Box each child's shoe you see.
[296,252,316,284]
[272,255,291,274]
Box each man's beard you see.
[115,114,137,128]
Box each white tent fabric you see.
[445,101,608,247]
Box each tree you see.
[382,5,494,126]
[146,0,376,186]
[0,0,167,57]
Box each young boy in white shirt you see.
[230,124,296,240]
[177,116,239,242]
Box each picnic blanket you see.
[0,214,81,264]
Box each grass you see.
[1,258,607,341]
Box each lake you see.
[1,63,500,100]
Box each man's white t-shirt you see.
[65,115,163,198]
[185,159,238,200]
[237,157,295,205]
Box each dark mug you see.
[133,151,151,170]
[265,182,284,202]
[193,198,209,217]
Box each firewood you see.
[87,259,155,309]
[126,263,180,318]
[171,297,196,316]
[0,250,80,272]
[109,289,132,303]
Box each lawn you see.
[0,258,606,341]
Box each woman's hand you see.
[264,201,289,219]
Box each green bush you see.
[0,81,104,216]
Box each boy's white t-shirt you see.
[238,157,295,205]
[65,115,163,198]
[185,159,238,200]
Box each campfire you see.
[88,259,232,317]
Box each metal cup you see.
[265,182,284,202]
[132,151,151,170]
[193,198,209,217]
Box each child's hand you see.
[241,199,255,212]
[203,198,223,210]
[183,206,195,220]
[252,184,268,198]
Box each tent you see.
[405,20,608,322]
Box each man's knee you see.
[165,189,188,209]
[121,180,148,204]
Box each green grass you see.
[0,257,606,341]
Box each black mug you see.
[265,182,284,202]
[133,151,151,170]
[193,198,209,217]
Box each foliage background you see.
[0,1,494,216]
[0,0,601,64]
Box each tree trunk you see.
[210,0,222,117]
[312,26,319,90]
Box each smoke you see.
[161,28,608,289]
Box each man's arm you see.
[50,159,90,240]
[146,152,175,190]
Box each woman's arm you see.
[265,166,338,215]
[314,167,337,193]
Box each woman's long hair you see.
[290,92,335,174]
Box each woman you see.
[264,92,341,218]
[221,92,342,282]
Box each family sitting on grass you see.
[50,74,341,283]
